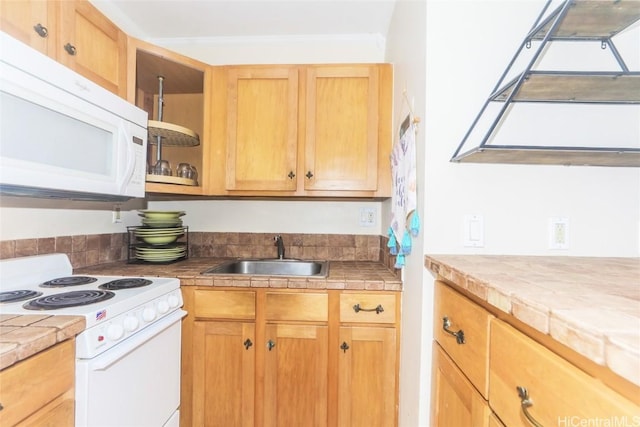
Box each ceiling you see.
[90,0,397,42]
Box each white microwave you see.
[0,32,148,200]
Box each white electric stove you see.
[0,253,185,427]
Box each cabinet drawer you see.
[0,339,74,426]
[490,319,639,426]
[339,293,396,324]
[434,281,491,398]
[265,292,328,322]
[194,290,256,320]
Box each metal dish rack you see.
[126,225,189,264]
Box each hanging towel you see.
[390,115,419,259]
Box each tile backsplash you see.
[0,232,398,273]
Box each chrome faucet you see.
[274,235,285,259]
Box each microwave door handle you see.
[118,124,136,193]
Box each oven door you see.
[75,309,186,427]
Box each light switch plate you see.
[463,214,484,247]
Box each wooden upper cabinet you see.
[0,0,56,55]
[57,1,127,97]
[225,67,299,191]
[0,0,127,97]
[212,63,392,198]
[305,65,379,192]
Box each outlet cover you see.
[549,217,569,250]
[359,208,376,227]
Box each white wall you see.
[385,1,430,426]
[424,0,640,258]
[386,1,640,426]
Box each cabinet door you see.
[226,67,299,191]
[305,65,379,191]
[0,0,55,55]
[192,321,255,427]
[0,339,75,427]
[264,323,328,426]
[57,0,127,97]
[431,343,491,427]
[337,326,397,427]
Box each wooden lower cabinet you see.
[431,280,640,427]
[337,326,396,427]
[264,324,328,426]
[490,319,639,426]
[0,339,75,427]
[192,321,256,427]
[431,343,491,427]
[182,287,400,427]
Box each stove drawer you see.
[0,339,74,426]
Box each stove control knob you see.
[142,306,156,322]
[157,300,169,314]
[123,315,139,332]
[106,323,124,341]
[167,294,180,308]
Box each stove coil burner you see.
[23,290,115,310]
[0,290,44,304]
[40,276,98,288]
[99,278,153,290]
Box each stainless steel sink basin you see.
[202,259,329,277]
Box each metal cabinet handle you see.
[517,386,544,427]
[64,43,77,56]
[243,338,253,350]
[267,339,276,351]
[0,402,3,411]
[305,171,314,179]
[287,171,295,179]
[353,304,384,314]
[340,342,350,353]
[442,317,465,344]
[33,23,48,38]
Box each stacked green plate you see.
[138,210,185,228]
[134,227,184,245]
[136,246,187,263]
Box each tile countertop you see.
[0,314,85,370]
[75,258,403,291]
[424,255,640,387]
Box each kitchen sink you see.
[202,259,329,277]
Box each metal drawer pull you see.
[33,23,48,38]
[306,171,314,179]
[442,317,465,344]
[267,339,276,351]
[287,171,295,179]
[340,342,350,353]
[517,386,544,427]
[64,43,77,56]
[352,304,384,314]
[243,338,253,350]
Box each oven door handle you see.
[90,309,187,371]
